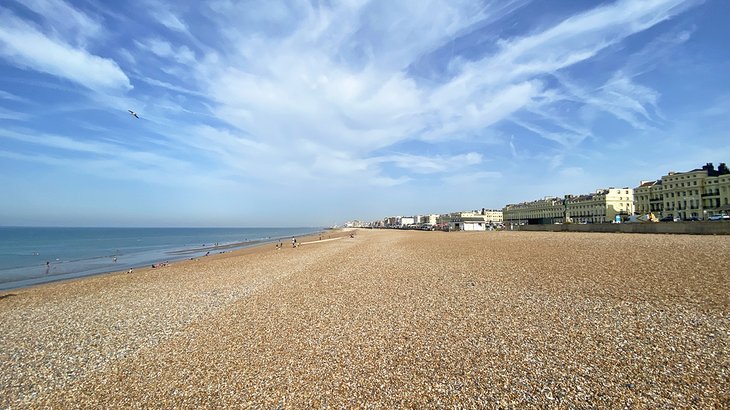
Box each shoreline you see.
[0,229,340,292]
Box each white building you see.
[565,188,634,223]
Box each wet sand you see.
[1,229,727,408]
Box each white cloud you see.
[0,90,29,103]
[16,0,102,45]
[555,72,662,131]
[185,0,698,190]
[0,11,130,91]
[136,38,196,65]
[143,1,189,33]
[372,152,483,174]
[0,128,223,187]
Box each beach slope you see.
[1,229,728,407]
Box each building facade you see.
[502,197,565,225]
[634,180,664,216]
[637,162,730,220]
[480,209,504,223]
[441,210,503,231]
[565,188,634,223]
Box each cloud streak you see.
[0,9,130,92]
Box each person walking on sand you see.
[292,237,296,248]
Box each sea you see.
[0,227,322,291]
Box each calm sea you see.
[0,227,321,290]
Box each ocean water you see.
[0,227,321,290]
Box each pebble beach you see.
[1,229,728,408]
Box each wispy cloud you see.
[135,38,196,65]
[15,0,103,46]
[0,9,130,92]
[0,107,31,121]
[178,0,701,188]
[0,90,29,103]
[150,7,188,33]
[372,152,483,174]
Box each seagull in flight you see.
[128,109,139,119]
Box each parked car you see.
[659,216,680,222]
[684,216,701,221]
[708,214,730,221]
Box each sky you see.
[1,0,729,227]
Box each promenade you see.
[1,229,727,408]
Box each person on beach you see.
[292,237,297,248]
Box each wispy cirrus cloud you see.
[0,9,130,92]
[174,0,701,188]
[0,107,31,121]
[13,0,103,46]
[0,90,29,103]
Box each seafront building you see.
[441,209,504,231]
[503,197,565,225]
[367,161,729,228]
[481,209,504,224]
[635,180,664,216]
[634,162,730,220]
[564,188,634,224]
[503,188,634,225]
[414,215,439,225]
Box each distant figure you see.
[292,238,296,248]
[128,268,133,274]
[113,256,117,263]
[205,251,210,256]
[45,261,50,274]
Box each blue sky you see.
[1,0,729,227]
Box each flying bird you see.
[128,110,139,119]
